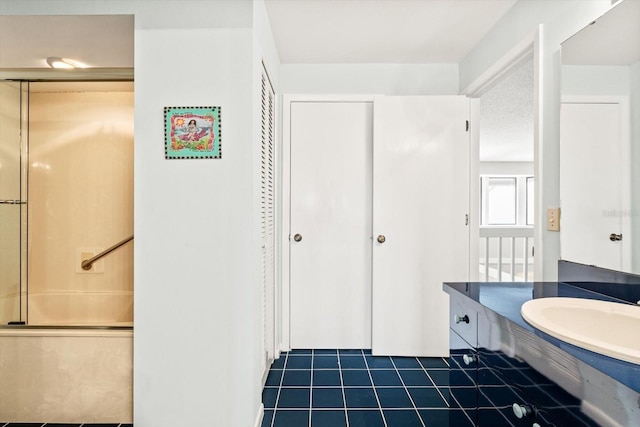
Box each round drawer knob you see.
[462,354,476,365]
[512,403,532,419]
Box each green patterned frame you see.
[164,106,222,159]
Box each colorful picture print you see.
[164,106,221,159]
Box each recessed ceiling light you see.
[45,57,88,69]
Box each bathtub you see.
[0,325,133,423]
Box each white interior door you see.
[372,96,469,357]
[289,101,372,349]
[560,100,631,271]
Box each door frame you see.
[280,94,375,351]
[460,28,542,281]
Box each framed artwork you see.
[164,106,222,159]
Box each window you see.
[480,176,534,226]
[484,177,516,225]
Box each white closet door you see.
[289,101,373,349]
[560,101,630,271]
[372,96,469,357]
[260,64,276,366]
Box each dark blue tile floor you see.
[262,349,457,427]
[262,349,600,427]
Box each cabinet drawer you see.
[478,349,592,427]
[450,295,477,348]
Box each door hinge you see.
[465,120,469,132]
[465,214,469,226]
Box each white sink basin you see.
[521,297,640,364]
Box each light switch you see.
[547,208,560,231]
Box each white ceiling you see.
[4,2,638,68]
[0,15,134,68]
[0,1,516,68]
[480,58,534,162]
[264,0,517,63]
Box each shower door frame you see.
[0,69,134,326]
[0,80,29,325]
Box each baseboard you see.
[582,400,621,427]
[261,365,270,388]
[254,403,264,427]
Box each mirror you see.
[560,0,640,274]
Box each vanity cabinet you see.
[448,297,479,426]
[449,328,478,426]
[476,348,593,427]
[447,288,599,427]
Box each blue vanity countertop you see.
[443,281,640,393]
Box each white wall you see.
[135,26,255,427]
[562,65,630,96]
[252,0,281,411]
[631,60,640,273]
[280,63,459,95]
[0,1,266,426]
[479,161,533,176]
[460,0,612,280]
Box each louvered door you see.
[260,63,276,366]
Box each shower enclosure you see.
[0,80,134,326]
[0,81,28,325]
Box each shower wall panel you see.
[28,88,134,325]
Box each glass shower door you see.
[0,81,27,325]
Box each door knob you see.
[293,234,302,242]
[609,233,622,241]
[377,235,386,244]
